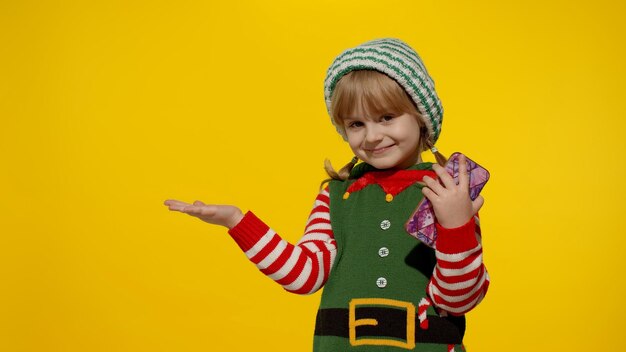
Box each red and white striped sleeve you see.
[227,186,336,295]
[427,214,490,316]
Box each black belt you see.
[314,306,465,346]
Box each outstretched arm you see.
[164,187,336,295]
[163,200,244,228]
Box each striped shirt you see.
[228,186,489,315]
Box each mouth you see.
[364,144,396,155]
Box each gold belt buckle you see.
[349,298,416,350]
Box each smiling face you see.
[343,112,422,169]
[330,70,427,170]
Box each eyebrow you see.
[343,115,367,121]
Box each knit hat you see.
[324,38,443,145]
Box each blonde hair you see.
[323,70,447,184]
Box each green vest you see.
[313,162,466,352]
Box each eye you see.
[381,115,395,122]
[346,121,364,129]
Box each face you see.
[343,112,422,169]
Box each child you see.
[164,38,489,352]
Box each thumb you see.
[193,200,206,206]
[472,195,485,215]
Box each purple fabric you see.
[405,152,489,248]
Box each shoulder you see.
[327,178,349,195]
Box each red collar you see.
[344,169,437,202]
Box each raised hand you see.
[163,199,244,229]
[421,154,484,229]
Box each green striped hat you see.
[324,38,443,144]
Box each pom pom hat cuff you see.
[324,38,444,145]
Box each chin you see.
[366,159,399,169]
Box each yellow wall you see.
[2,1,625,351]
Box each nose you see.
[365,124,383,143]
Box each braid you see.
[425,139,448,166]
[320,157,359,189]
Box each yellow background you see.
[1,0,625,351]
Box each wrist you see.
[437,215,472,229]
[226,210,244,229]
[434,216,478,253]
[228,211,269,252]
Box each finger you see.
[182,205,202,214]
[193,200,205,206]
[179,205,193,213]
[183,204,218,217]
[432,163,456,190]
[164,199,181,206]
[472,195,485,214]
[164,199,190,206]
[421,185,438,201]
[458,154,470,189]
[422,175,445,195]
[164,199,192,211]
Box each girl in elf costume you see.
[164,38,489,352]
